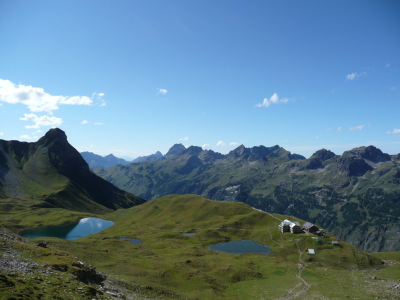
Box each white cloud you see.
[202,144,210,149]
[0,79,94,114]
[20,113,62,129]
[216,141,226,146]
[20,134,38,140]
[230,142,239,146]
[179,137,189,141]
[35,129,42,133]
[0,132,3,136]
[81,120,89,125]
[387,129,400,134]
[256,93,289,108]
[337,127,342,131]
[94,122,104,125]
[315,136,319,139]
[349,125,365,131]
[346,72,366,81]
[0,103,2,106]
[385,63,391,67]
[390,86,397,90]
[158,89,168,95]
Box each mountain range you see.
[81,150,165,169]
[94,143,400,252]
[0,128,145,214]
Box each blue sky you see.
[1,0,399,159]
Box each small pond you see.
[208,240,271,255]
[20,217,114,240]
[119,238,143,244]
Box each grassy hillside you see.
[17,194,399,300]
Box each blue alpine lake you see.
[208,240,271,255]
[20,217,114,240]
[119,238,143,244]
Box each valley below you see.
[1,195,400,299]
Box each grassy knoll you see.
[20,194,398,300]
[0,197,101,231]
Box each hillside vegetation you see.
[95,144,400,252]
[2,194,400,299]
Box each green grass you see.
[2,194,399,299]
[22,194,386,300]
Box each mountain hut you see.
[303,222,319,233]
[279,219,303,234]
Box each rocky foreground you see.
[0,227,156,300]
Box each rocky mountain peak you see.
[311,149,336,161]
[344,146,391,163]
[165,144,186,157]
[182,146,203,156]
[43,128,67,141]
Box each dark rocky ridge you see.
[0,128,145,213]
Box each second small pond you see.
[208,240,271,255]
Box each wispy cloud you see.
[326,127,342,131]
[158,88,168,95]
[20,134,38,140]
[346,72,366,81]
[81,120,89,125]
[385,63,391,68]
[216,141,226,146]
[315,136,319,139]
[390,86,397,90]
[230,142,239,146]
[349,125,365,131]
[202,144,210,149]
[387,129,400,134]
[20,113,62,129]
[256,93,289,108]
[94,122,104,125]
[0,132,3,136]
[179,137,189,141]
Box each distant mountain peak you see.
[344,145,391,163]
[165,144,186,157]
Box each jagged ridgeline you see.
[0,128,145,214]
[94,144,400,252]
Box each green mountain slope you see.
[26,194,399,300]
[0,128,145,214]
[94,144,400,252]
